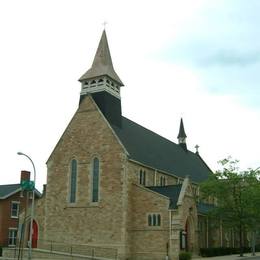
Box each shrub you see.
[179,251,192,260]
[200,247,252,257]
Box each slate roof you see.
[197,202,215,215]
[147,185,182,209]
[111,117,212,183]
[0,184,21,199]
[0,183,41,199]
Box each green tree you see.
[200,157,260,256]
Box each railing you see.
[37,239,118,259]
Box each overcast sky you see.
[0,0,259,191]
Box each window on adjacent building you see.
[69,159,77,203]
[139,169,146,185]
[11,202,19,218]
[160,176,166,186]
[148,214,161,226]
[8,228,17,246]
[92,157,100,202]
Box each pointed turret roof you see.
[177,118,187,138]
[79,30,124,86]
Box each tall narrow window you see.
[139,169,146,185]
[92,158,100,202]
[11,202,19,218]
[160,176,166,186]
[8,228,17,246]
[69,159,77,203]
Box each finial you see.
[102,21,108,30]
[195,144,199,154]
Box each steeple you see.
[177,118,187,151]
[79,30,124,127]
[79,30,124,99]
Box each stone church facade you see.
[32,30,224,260]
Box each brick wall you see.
[0,191,29,246]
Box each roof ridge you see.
[147,184,182,189]
[0,183,20,187]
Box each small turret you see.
[177,118,187,151]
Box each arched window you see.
[160,176,166,186]
[69,159,77,203]
[148,214,152,226]
[92,158,100,202]
[148,213,161,226]
[139,169,146,185]
[157,214,161,226]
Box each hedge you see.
[200,247,252,257]
[179,251,192,260]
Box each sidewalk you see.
[195,252,260,259]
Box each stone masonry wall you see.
[40,96,128,258]
[128,184,170,260]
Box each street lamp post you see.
[17,152,36,260]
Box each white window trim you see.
[10,201,20,219]
[8,228,18,246]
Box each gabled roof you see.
[111,117,212,183]
[197,202,215,215]
[0,183,41,199]
[79,30,124,86]
[147,185,182,209]
[0,184,21,199]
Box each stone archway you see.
[185,215,195,252]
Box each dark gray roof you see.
[0,183,41,199]
[112,117,212,183]
[147,185,182,209]
[0,184,21,199]
[197,202,215,215]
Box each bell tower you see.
[79,30,124,127]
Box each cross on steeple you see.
[195,144,200,154]
[102,21,108,29]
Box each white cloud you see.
[0,0,259,190]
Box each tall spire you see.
[79,30,123,96]
[79,30,124,127]
[177,118,187,151]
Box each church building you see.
[32,30,217,260]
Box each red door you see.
[32,220,38,248]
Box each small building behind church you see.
[18,30,236,260]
